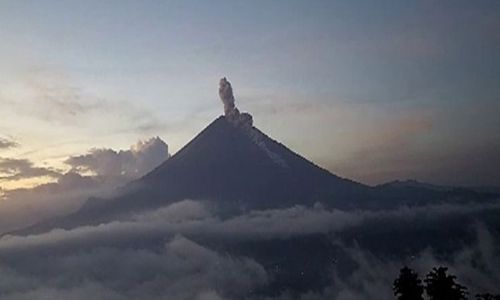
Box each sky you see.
[0,0,500,190]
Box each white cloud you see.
[66,137,169,179]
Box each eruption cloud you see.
[218,77,253,127]
[217,77,286,165]
[219,77,238,116]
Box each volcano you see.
[143,115,370,208]
[16,78,499,236]
[19,79,376,233]
[71,112,371,225]
[6,78,500,300]
[77,78,371,217]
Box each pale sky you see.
[1,0,500,189]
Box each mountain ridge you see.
[136,115,370,210]
[9,115,500,237]
[10,76,500,235]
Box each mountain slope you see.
[14,115,500,236]
[16,115,374,234]
[82,116,371,217]
[142,116,369,209]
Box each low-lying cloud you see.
[2,200,499,251]
[0,198,498,299]
[0,235,268,300]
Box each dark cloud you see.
[65,137,169,179]
[0,158,61,181]
[0,137,18,150]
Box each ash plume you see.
[219,77,238,116]
[218,77,253,127]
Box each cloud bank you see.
[66,137,169,179]
[0,235,267,300]
[0,198,498,299]
[3,200,499,250]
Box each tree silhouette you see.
[393,266,424,300]
[424,267,467,300]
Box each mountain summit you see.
[43,78,370,228]
[130,77,369,212]
[142,115,367,210]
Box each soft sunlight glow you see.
[0,176,58,191]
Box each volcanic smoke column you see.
[217,77,285,165]
[219,77,239,116]
[218,77,253,127]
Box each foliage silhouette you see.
[424,267,467,300]
[393,265,500,300]
[393,266,424,300]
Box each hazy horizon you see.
[1,0,500,189]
